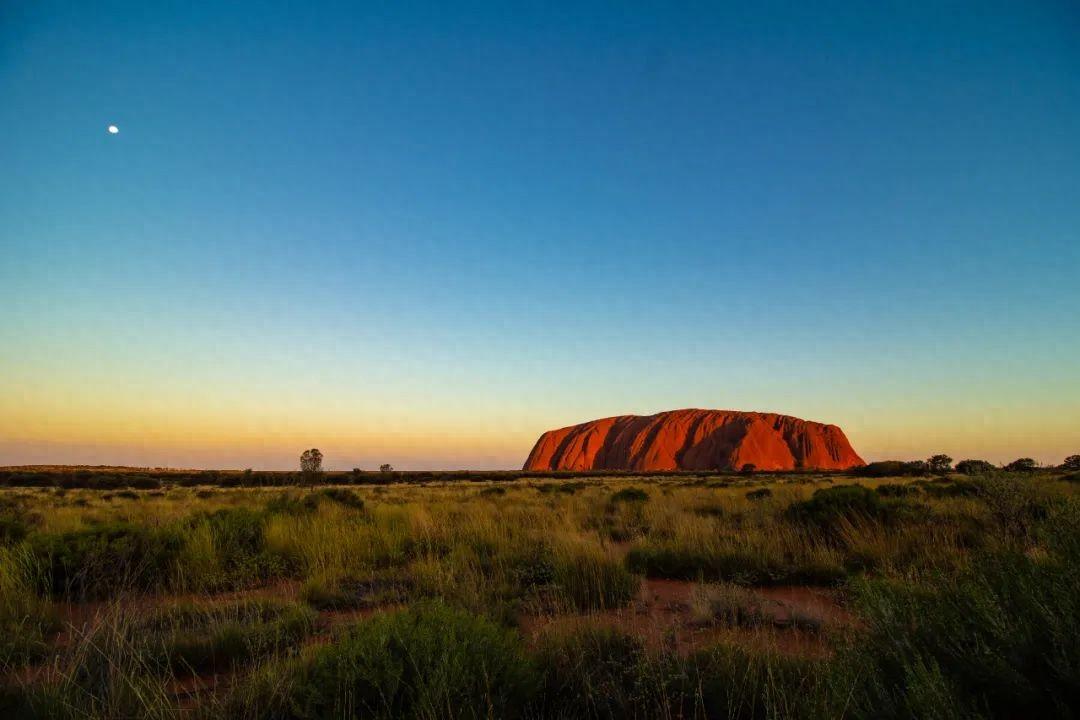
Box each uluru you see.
[524,409,864,472]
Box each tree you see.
[1005,457,1037,473]
[927,454,953,475]
[379,463,393,473]
[955,459,995,475]
[1062,455,1080,471]
[300,448,324,484]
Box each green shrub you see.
[625,545,845,587]
[690,644,833,720]
[533,627,673,719]
[848,545,1080,718]
[300,573,411,611]
[265,492,320,515]
[0,500,31,546]
[875,483,918,498]
[0,545,58,667]
[787,484,929,539]
[955,459,996,475]
[288,602,538,719]
[853,461,928,478]
[134,599,317,674]
[315,488,366,510]
[29,523,182,599]
[609,487,649,505]
[920,478,980,498]
[552,544,638,611]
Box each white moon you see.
[107,125,119,134]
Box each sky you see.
[1,0,1078,470]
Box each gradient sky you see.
[2,0,1078,469]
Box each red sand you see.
[524,409,864,472]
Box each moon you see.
[107,125,119,134]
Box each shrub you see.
[745,488,772,501]
[1062,455,1080,471]
[848,541,1080,718]
[625,544,845,587]
[609,487,649,504]
[265,492,320,515]
[134,599,317,674]
[920,478,980,498]
[875,483,918,498]
[315,487,365,510]
[0,545,58,667]
[787,485,884,529]
[300,573,411,610]
[29,522,183,599]
[955,459,996,475]
[533,627,662,719]
[0,499,32,546]
[288,602,538,719]
[1005,458,1037,473]
[552,543,638,611]
[852,461,928,478]
[182,508,286,588]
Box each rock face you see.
[524,409,863,472]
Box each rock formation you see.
[523,409,863,472]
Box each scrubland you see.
[0,470,1077,718]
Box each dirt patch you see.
[522,578,854,657]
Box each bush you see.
[852,461,929,478]
[787,485,884,529]
[183,508,286,588]
[315,487,365,510]
[848,541,1080,718]
[134,599,316,674]
[1062,455,1080,471]
[955,459,996,475]
[625,544,845,587]
[30,523,183,599]
[552,543,638,611]
[690,644,832,720]
[0,545,58,667]
[533,627,673,719]
[609,487,649,504]
[288,602,538,719]
[1005,458,1038,473]
[0,499,32,546]
[745,488,772,501]
[300,573,411,610]
[875,483,918,498]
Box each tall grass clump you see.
[285,602,538,719]
[533,626,687,719]
[844,498,1080,719]
[0,544,57,667]
[29,522,183,599]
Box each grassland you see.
[0,468,1077,718]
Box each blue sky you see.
[1,0,1078,468]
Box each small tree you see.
[1005,457,1037,473]
[1062,455,1080,471]
[300,448,324,484]
[927,454,953,475]
[379,463,393,473]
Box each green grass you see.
[0,471,1076,718]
